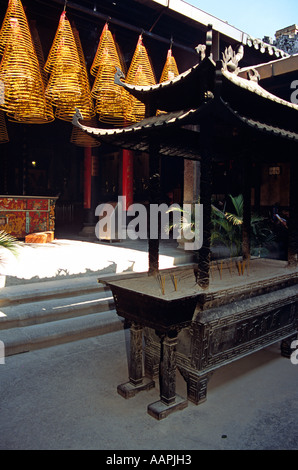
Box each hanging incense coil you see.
[45,36,83,103]
[0,5,53,124]
[54,72,94,121]
[44,12,94,121]
[115,39,127,76]
[157,48,179,115]
[92,47,126,124]
[0,0,33,55]
[91,23,125,125]
[29,19,52,89]
[0,40,53,123]
[70,117,101,147]
[159,48,179,83]
[0,110,9,143]
[25,19,54,123]
[44,11,78,75]
[7,89,54,123]
[8,94,54,124]
[72,23,95,120]
[90,23,121,77]
[124,35,156,124]
[54,88,94,122]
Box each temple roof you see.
[219,70,298,133]
[72,48,298,159]
[72,107,203,159]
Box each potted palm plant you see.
[0,230,20,288]
[166,194,275,257]
[211,194,276,258]
[165,203,197,249]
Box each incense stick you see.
[170,274,178,291]
[237,260,241,276]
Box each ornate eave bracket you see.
[72,108,84,130]
[114,66,133,93]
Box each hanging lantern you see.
[124,35,156,124]
[44,11,94,121]
[0,1,53,123]
[0,110,9,143]
[157,48,179,115]
[90,23,125,125]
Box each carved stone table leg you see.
[117,322,155,398]
[144,336,160,380]
[147,331,188,420]
[281,334,298,358]
[186,372,212,405]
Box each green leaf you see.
[0,230,20,265]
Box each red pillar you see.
[122,149,133,210]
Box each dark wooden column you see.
[253,161,261,215]
[197,120,213,288]
[288,155,298,265]
[242,154,251,261]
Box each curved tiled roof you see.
[114,57,216,112]
[72,54,298,155]
[222,70,298,111]
[72,107,204,159]
[245,36,289,59]
[220,99,298,142]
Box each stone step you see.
[0,273,126,357]
[0,274,109,307]
[0,290,115,330]
[0,243,195,358]
[0,309,124,357]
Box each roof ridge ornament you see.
[114,66,126,87]
[195,44,206,62]
[195,24,213,61]
[222,45,244,74]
